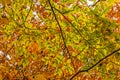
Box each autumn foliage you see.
[0,0,120,80]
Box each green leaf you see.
[115,52,120,61]
[22,58,29,68]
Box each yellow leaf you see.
[28,42,39,54]
[33,74,46,80]
[67,59,71,64]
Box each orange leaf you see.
[49,34,55,40]
[0,0,12,6]
[56,27,60,32]
[53,0,59,3]
[66,27,71,32]
[0,16,9,25]
[28,42,39,54]
[42,11,48,18]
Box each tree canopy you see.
[0,0,120,80]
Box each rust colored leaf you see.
[66,27,71,32]
[53,0,59,3]
[0,0,12,6]
[0,16,9,25]
[28,42,39,54]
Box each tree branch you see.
[70,48,120,80]
[53,7,91,46]
[91,0,101,7]
[47,0,76,70]
[47,0,68,54]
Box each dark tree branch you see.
[70,48,120,80]
[47,0,68,54]
[91,0,101,7]
[53,7,91,46]
[47,0,76,70]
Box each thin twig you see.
[70,48,120,80]
[91,0,101,7]
[24,0,33,22]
